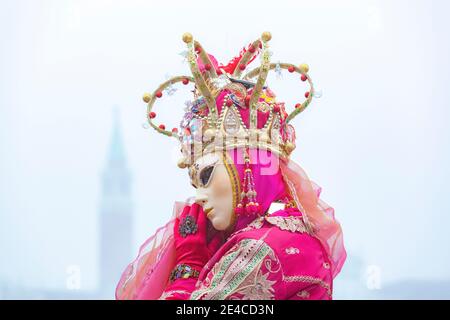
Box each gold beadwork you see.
[182,32,193,44]
[142,92,151,103]
[177,157,188,169]
[285,141,295,154]
[299,63,310,73]
[261,31,272,42]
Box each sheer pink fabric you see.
[115,202,180,300]
[280,158,346,278]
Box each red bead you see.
[305,91,310,98]
[295,103,302,109]
[226,99,233,107]
[204,64,211,71]
[159,124,166,130]
[171,128,178,133]
[249,45,256,53]
[182,78,189,85]
[155,91,162,98]
[273,105,280,113]
[288,66,295,73]
[195,46,201,53]
[258,42,262,49]
[149,111,156,119]
[245,96,250,107]
[239,64,246,71]
[301,74,307,81]
[184,127,191,135]
[217,69,222,75]
[246,203,257,214]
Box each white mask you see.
[189,152,235,231]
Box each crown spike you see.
[232,39,262,78]
[193,40,218,79]
[183,33,219,124]
[247,32,272,131]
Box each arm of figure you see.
[189,237,287,300]
[158,203,222,300]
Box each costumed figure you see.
[116,32,346,300]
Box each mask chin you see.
[209,211,232,231]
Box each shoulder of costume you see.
[228,209,312,244]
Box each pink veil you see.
[115,201,185,300]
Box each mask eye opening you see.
[199,165,215,188]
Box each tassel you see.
[235,148,261,216]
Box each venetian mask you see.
[189,152,235,231]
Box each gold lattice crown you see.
[142,32,318,168]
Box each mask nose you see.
[194,189,208,206]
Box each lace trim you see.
[265,216,311,234]
[282,274,331,297]
[226,214,311,243]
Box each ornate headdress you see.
[142,32,318,168]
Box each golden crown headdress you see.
[142,32,317,169]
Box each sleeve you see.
[189,238,287,300]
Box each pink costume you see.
[116,32,346,300]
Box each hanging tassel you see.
[235,148,261,216]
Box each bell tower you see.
[99,107,133,298]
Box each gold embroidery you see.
[191,233,280,300]
[283,275,331,297]
[265,215,311,234]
